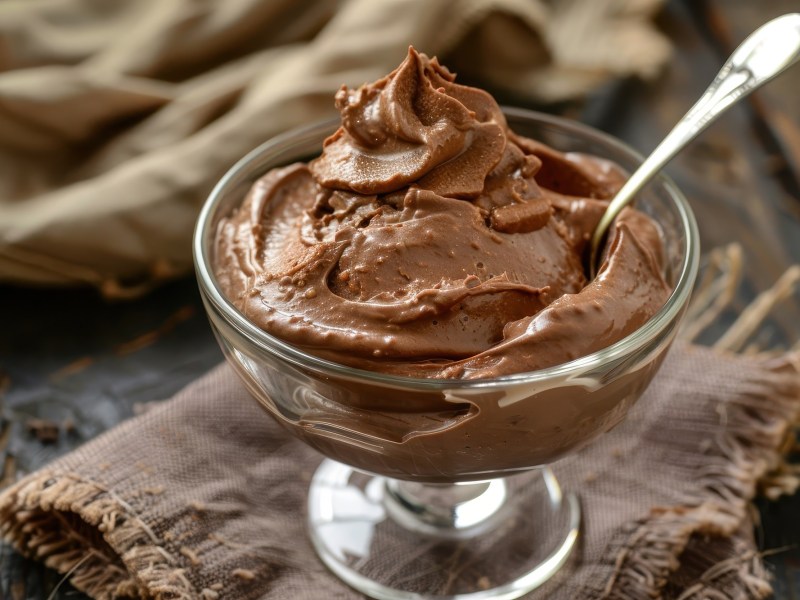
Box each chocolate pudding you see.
[214,48,669,380]
[206,49,687,480]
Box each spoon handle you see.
[590,12,800,277]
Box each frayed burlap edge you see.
[674,538,773,600]
[0,473,196,600]
[583,356,800,599]
[583,246,800,599]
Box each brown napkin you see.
[1,341,797,599]
[0,0,669,294]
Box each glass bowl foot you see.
[308,460,580,599]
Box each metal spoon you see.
[589,12,800,278]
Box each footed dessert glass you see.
[194,109,699,599]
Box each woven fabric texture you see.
[1,342,797,599]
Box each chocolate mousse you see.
[214,48,670,380]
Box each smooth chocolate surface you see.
[214,48,670,379]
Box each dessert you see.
[197,48,696,599]
[214,48,670,380]
[202,48,694,480]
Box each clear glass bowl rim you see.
[193,107,700,390]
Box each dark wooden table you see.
[2,0,800,597]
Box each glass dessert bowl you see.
[194,109,699,599]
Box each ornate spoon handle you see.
[589,13,800,277]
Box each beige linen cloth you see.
[0,341,798,599]
[0,0,670,295]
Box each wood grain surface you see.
[1,0,799,597]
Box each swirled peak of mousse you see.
[214,47,670,379]
[311,48,505,198]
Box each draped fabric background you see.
[0,0,669,296]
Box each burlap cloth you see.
[0,0,670,295]
[0,328,797,598]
